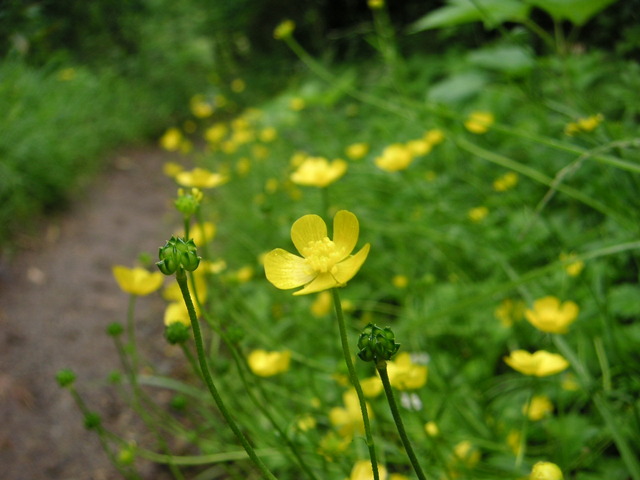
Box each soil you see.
[0,147,182,480]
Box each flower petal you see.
[333,243,370,285]
[332,210,359,259]
[291,214,327,255]
[264,249,315,290]
[293,272,339,296]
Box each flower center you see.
[302,237,344,274]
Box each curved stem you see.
[376,363,427,480]
[176,268,278,480]
[331,288,380,480]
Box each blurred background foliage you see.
[1,0,639,248]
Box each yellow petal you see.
[264,248,314,289]
[332,210,359,259]
[293,272,339,296]
[291,214,327,255]
[333,243,370,285]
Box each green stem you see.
[376,363,427,480]
[331,288,380,480]
[125,295,138,372]
[175,268,278,480]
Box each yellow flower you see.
[464,111,494,134]
[345,142,369,160]
[347,460,387,480]
[368,0,385,9]
[163,161,184,178]
[190,94,213,118]
[264,210,370,295]
[424,128,445,145]
[453,440,480,467]
[112,266,163,296]
[159,128,183,151]
[311,291,332,317]
[507,430,522,455]
[523,395,554,421]
[560,252,584,277]
[375,143,414,172]
[468,206,489,222]
[564,113,603,136]
[504,350,569,377]
[525,296,579,334]
[259,127,277,142]
[290,157,348,187]
[330,390,371,437]
[189,222,216,246]
[164,301,191,326]
[296,414,316,432]
[406,139,433,157]
[176,168,228,189]
[247,349,291,377]
[561,372,580,391]
[289,97,306,111]
[494,298,525,327]
[493,171,519,192]
[274,19,295,39]
[424,421,439,437]
[360,376,384,397]
[392,274,409,289]
[387,352,428,390]
[204,123,228,144]
[530,461,564,480]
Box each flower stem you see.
[376,363,427,480]
[175,268,278,480]
[331,288,380,480]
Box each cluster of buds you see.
[174,187,203,217]
[156,236,201,275]
[357,323,400,365]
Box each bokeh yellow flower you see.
[290,157,348,187]
[310,291,332,317]
[424,128,445,145]
[296,414,316,432]
[159,128,183,152]
[464,111,494,134]
[274,19,295,39]
[289,97,306,111]
[424,421,439,437]
[375,143,414,172]
[204,123,228,144]
[176,168,228,189]
[330,389,371,437]
[347,460,387,480]
[560,252,584,277]
[259,127,278,142]
[494,298,525,327]
[247,349,291,377]
[468,206,489,222]
[564,113,603,136]
[190,94,213,118]
[507,430,522,455]
[392,274,409,289]
[493,171,519,192]
[163,161,184,178]
[189,222,216,247]
[318,431,350,461]
[112,266,163,296]
[525,296,579,334]
[345,142,370,160]
[387,352,428,390]
[504,350,569,377]
[523,395,554,421]
[164,301,191,326]
[453,440,480,467]
[530,461,564,480]
[264,210,370,295]
[360,375,384,397]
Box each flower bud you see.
[175,188,203,217]
[56,369,76,388]
[156,236,201,275]
[84,411,102,430]
[106,322,124,337]
[530,461,564,480]
[165,322,191,344]
[357,323,400,363]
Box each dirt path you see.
[0,147,179,479]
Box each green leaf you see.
[407,0,531,33]
[467,44,535,75]
[525,0,619,26]
[427,71,489,104]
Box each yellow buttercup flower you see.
[504,350,569,377]
[494,298,525,327]
[112,266,163,296]
[247,349,291,377]
[347,460,387,480]
[424,128,445,145]
[406,138,433,156]
[259,127,277,142]
[560,252,584,277]
[360,375,384,397]
[189,222,216,246]
[330,389,371,437]
[274,19,295,39]
[375,143,414,172]
[453,440,480,467]
[164,301,191,326]
[176,168,228,189]
[290,157,348,187]
[530,461,564,480]
[464,111,494,134]
[310,291,332,317]
[163,161,184,178]
[190,94,213,118]
[264,210,370,295]
[523,395,554,421]
[345,142,369,160]
[296,414,316,432]
[468,206,489,222]
[564,113,603,136]
[392,274,409,288]
[424,421,439,437]
[493,171,519,192]
[159,127,183,151]
[525,296,579,334]
[204,122,228,144]
[387,352,428,390]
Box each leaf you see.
[427,71,489,104]
[525,0,619,26]
[467,44,535,75]
[407,0,531,33]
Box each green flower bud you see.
[165,322,191,344]
[106,322,124,337]
[156,236,201,275]
[56,369,76,388]
[170,394,188,411]
[108,370,123,384]
[357,323,400,363]
[175,188,203,216]
[84,411,102,430]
